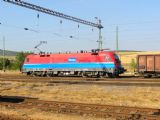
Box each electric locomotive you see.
[22,49,125,77]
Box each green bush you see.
[13,52,31,70]
[0,58,11,70]
[129,59,137,72]
[0,52,31,71]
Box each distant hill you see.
[0,49,18,56]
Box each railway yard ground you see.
[0,72,160,119]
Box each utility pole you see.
[116,26,119,52]
[95,17,103,50]
[98,20,103,50]
[3,36,5,72]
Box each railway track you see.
[0,75,160,87]
[1,74,160,81]
[0,96,160,120]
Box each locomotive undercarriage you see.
[24,68,119,78]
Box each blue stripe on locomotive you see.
[23,62,115,69]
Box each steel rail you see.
[0,96,160,120]
[1,76,160,87]
[0,75,160,81]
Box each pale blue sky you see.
[0,0,160,52]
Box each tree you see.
[0,58,11,70]
[12,52,31,70]
[130,59,137,72]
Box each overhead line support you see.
[3,0,104,49]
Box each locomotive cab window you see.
[114,54,119,59]
[114,54,120,62]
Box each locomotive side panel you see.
[23,53,115,71]
[22,51,125,77]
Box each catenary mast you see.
[3,0,104,50]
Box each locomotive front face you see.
[99,52,125,75]
[113,54,121,67]
[113,53,125,74]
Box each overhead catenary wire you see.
[106,20,160,27]
[0,21,95,42]
[1,20,160,40]
[3,0,103,50]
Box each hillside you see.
[0,49,18,56]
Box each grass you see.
[1,81,160,109]
[0,101,114,120]
[0,56,15,60]
[0,70,21,75]
[1,75,160,119]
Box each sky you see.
[0,0,160,52]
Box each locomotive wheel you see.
[107,73,114,78]
[144,74,152,78]
[98,74,104,78]
[81,72,86,78]
[26,72,31,76]
[107,73,119,78]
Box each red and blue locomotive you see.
[22,49,125,77]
